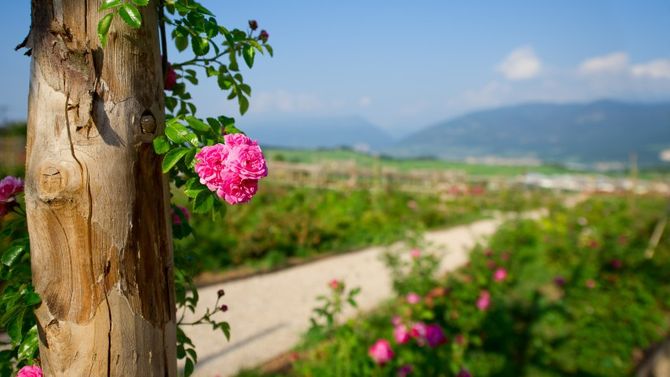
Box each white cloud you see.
[497,46,542,80]
[632,59,670,79]
[253,90,330,113]
[358,96,372,107]
[578,52,629,75]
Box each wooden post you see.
[24,1,176,375]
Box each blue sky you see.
[1,1,669,136]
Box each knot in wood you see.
[37,162,81,204]
[140,113,156,134]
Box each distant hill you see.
[242,116,395,151]
[388,100,670,167]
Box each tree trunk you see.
[24,1,176,376]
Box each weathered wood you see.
[24,1,176,376]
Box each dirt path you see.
[185,211,544,377]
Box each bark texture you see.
[24,1,176,375]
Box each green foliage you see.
[308,280,360,336]
[265,195,670,377]
[178,184,552,273]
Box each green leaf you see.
[161,147,189,173]
[119,4,142,29]
[97,13,114,47]
[265,44,274,57]
[193,191,215,214]
[99,0,122,11]
[239,84,252,96]
[8,308,25,345]
[2,244,25,266]
[166,120,198,145]
[192,36,210,56]
[242,45,255,68]
[175,35,189,52]
[184,358,195,377]
[185,116,210,133]
[238,95,249,115]
[217,74,233,90]
[17,326,38,362]
[131,0,150,6]
[152,135,170,155]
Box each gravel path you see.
[185,212,543,377]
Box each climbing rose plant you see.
[1,0,272,375]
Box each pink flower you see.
[410,248,421,258]
[194,135,267,206]
[164,64,177,91]
[172,206,190,225]
[585,279,596,289]
[493,268,507,282]
[406,292,421,305]
[369,339,394,365]
[410,322,428,341]
[216,172,258,205]
[391,316,403,327]
[425,324,447,347]
[17,365,43,377]
[329,279,341,290]
[224,134,268,180]
[456,369,472,377]
[393,324,410,344]
[0,176,23,203]
[476,290,491,311]
[397,364,413,377]
[195,144,230,192]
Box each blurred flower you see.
[329,279,341,290]
[172,206,190,225]
[610,259,623,270]
[410,322,428,341]
[397,364,413,377]
[486,260,497,270]
[406,200,418,210]
[425,324,447,347]
[410,248,421,258]
[248,20,258,30]
[456,368,472,377]
[164,63,177,90]
[484,248,493,257]
[259,30,269,43]
[394,324,410,344]
[455,334,466,345]
[618,235,628,245]
[585,279,596,289]
[493,267,508,282]
[17,365,42,377]
[391,315,402,327]
[369,339,394,365]
[0,176,23,218]
[588,239,600,249]
[577,217,588,226]
[554,276,566,287]
[476,290,491,311]
[406,292,421,305]
[217,289,225,297]
[501,251,510,261]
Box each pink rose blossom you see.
[476,290,491,311]
[195,144,230,191]
[194,135,267,206]
[17,365,43,377]
[406,292,421,305]
[493,267,508,282]
[216,172,258,205]
[410,322,428,341]
[391,316,403,327]
[425,324,447,347]
[410,248,421,258]
[0,176,23,203]
[397,364,413,377]
[329,279,341,290]
[172,206,190,225]
[368,339,394,365]
[393,324,410,344]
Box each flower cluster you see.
[195,134,268,205]
[0,176,24,217]
[17,365,42,377]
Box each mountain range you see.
[245,100,670,166]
